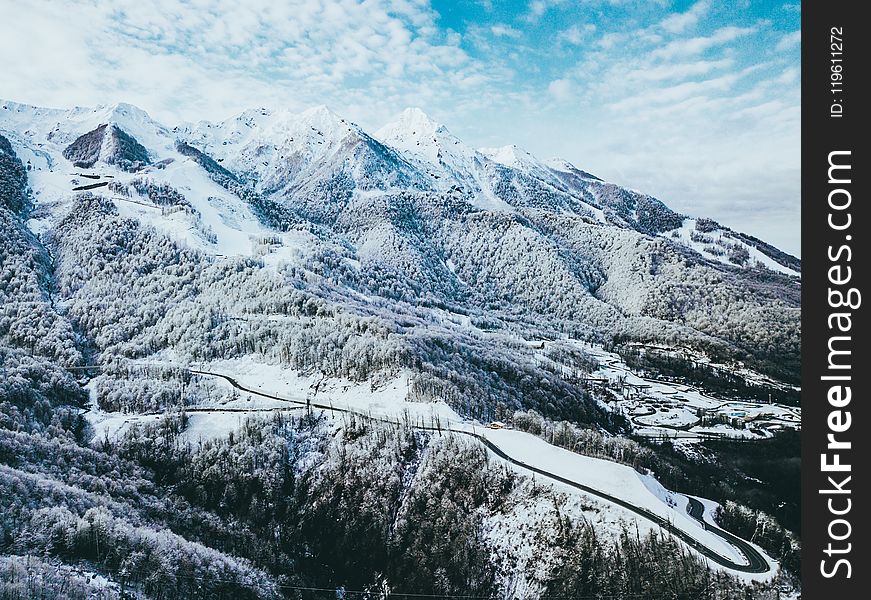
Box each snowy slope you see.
[1,98,801,378]
[0,99,325,266]
[478,427,764,570]
[375,107,513,211]
[664,218,800,277]
[479,144,561,185]
[83,354,775,578]
[177,105,431,218]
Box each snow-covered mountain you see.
[0,98,801,597]
[176,105,431,224]
[374,107,513,211]
[1,98,801,369]
[2,98,799,265]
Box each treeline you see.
[112,413,791,598]
[617,345,801,405]
[62,124,150,172]
[410,333,623,429]
[174,141,299,231]
[0,348,88,436]
[509,209,799,386]
[109,178,191,209]
[545,527,781,600]
[0,427,280,599]
[0,155,88,438]
[28,506,276,600]
[115,412,502,597]
[0,207,82,367]
[716,501,800,577]
[45,193,615,425]
[0,554,122,600]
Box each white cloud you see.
[527,1,548,20]
[547,78,574,101]
[607,71,743,112]
[558,23,597,45]
[620,58,734,82]
[777,66,799,84]
[597,31,628,50]
[775,30,801,51]
[525,0,569,22]
[511,14,800,254]
[651,26,756,60]
[659,0,710,34]
[490,24,522,38]
[0,0,511,128]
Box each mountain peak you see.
[107,101,147,116]
[375,108,462,168]
[99,102,157,128]
[61,121,150,171]
[301,104,340,120]
[294,104,358,140]
[301,104,356,127]
[394,107,446,135]
[376,107,450,142]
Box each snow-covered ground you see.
[81,352,779,577]
[11,118,320,270]
[203,356,463,426]
[638,472,687,513]
[482,478,663,598]
[375,107,516,212]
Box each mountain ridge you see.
[1,97,800,271]
[0,98,800,387]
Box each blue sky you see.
[0,0,800,254]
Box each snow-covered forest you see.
[0,101,801,598]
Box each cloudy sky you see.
[1,0,800,254]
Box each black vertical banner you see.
[802,1,869,597]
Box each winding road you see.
[188,368,771,574]
[683,497,768,573]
